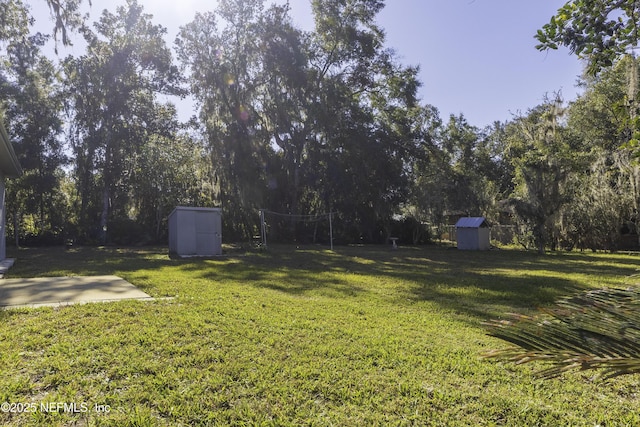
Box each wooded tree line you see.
[1,0,640,251]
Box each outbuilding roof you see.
[169,206,222,218]
[455,217,489,228]
[0,117,21,177]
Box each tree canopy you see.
[536,0,640,74]
[0,0,638,252]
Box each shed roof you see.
[0,118,21,178]
[455,217,489,228]
[169,206,222,216]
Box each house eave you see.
[0,118,21,178]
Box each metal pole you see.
[263,211,267,248]
[329,212,333,251]
[260,209,267,248]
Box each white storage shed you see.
[168,207,222,257]
[455,217,490,250]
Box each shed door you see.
[195,211,218,255]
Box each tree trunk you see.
[100,186,109,245]
[155,204,162,241]
[13,206,19,249]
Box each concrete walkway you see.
[0,275,154,309]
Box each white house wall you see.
[0,170,5,261]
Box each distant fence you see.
[436,225,639,250]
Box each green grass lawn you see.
[1,244,639,426]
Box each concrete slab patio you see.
[0,275,154,309]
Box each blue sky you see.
[375,0,584,127]
[33,0,584,128]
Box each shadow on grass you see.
[6,244,640,321]
[176,244,640,320]
[347,246,639,318]
[7,246,175,277]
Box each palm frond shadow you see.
[484,286,640,379]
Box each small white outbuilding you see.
[168,207,222,257]
[455,217,490,250]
